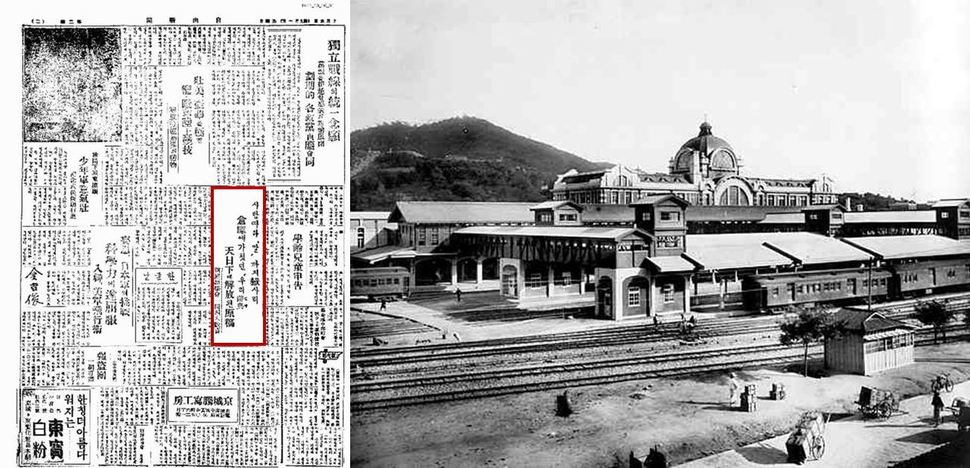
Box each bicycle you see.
[931,373,954,393]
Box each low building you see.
[824,308,915,375]
[350,211,398,253]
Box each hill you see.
[837,192,917,211]
[351,117,610,210]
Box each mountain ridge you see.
[350,116,611,210]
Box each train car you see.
[743,266,893,312]
[890,258,970,298]
[350,267,411,301]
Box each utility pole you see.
[867,257,873,310]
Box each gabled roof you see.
[529,200,583,212]
[559,170,609,184]
[843,211,936,224]
[746,177,815,188]
[686,206,768,222]
[829,308,913,334]
[453,225,651,241]
[351,211,392,220]
[759,212,804,224]
[841,235,970,260]
[803,204,846,212]
[388,201,536,224]
[581,204,635,223]
[932,199,969,208]
[639,173,691,184]
[630,194,691,207]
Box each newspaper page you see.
[16,3,349,467]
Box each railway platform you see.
[351,298,629,344]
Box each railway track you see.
[353,318,780,368]
[351,322,970,412]
[350,292,970,411]
[351,296,970,372]
[352,292,970,361]
[351,344,815,411]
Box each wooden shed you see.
[824,308,915,375]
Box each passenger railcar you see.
[743,257,970,311]
[891,258,970,297]
[350,267,411,301]
[743,267,892,311]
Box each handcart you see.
[857,386,900,420]
[785,411,829,464]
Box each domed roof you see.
[679,121,733,156]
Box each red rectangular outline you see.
[210,186,268,347]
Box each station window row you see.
[863,333,913,353]
[353,277,401,287]
[902,272,920,283]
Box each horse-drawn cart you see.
[785,411,829,464]
[857,386,900,420]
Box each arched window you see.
[356,227,366,248]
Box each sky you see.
[351,0,970,202]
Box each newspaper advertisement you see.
[16,3,349,467]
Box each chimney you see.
[844,196,852,212]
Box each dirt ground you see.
[350,341,970,468]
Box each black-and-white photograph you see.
[349,1,970,466]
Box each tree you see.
[779,308,847,377]
[914,300,954,344]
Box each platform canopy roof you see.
[762,232,872,265]
[683,232,872,271]
[840,235,970,260]
[388,201,536,224]
[643,255,699,273]
[843,211,936,224]
[454,225,648,241]
[350,245,419,264]
[682,233,794,270]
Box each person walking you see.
[379,298,387,312]
[455,287,462,303]
[728,372,741,407]
[932,390,945,426]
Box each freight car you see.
[350,267,411,301]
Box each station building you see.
[350,120,970,319]
[351,196,970,320]
[551,122,838,207]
